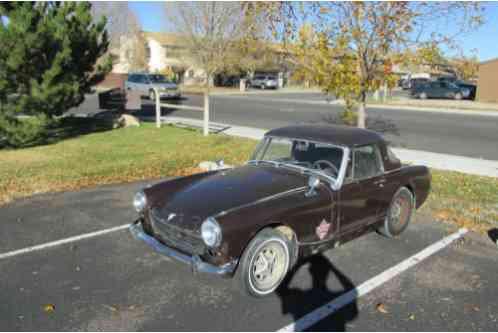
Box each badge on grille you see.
[316,219,331,240]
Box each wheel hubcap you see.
[251,242,287,292]
[391,196,410,228]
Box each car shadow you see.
[276,253,358,331]
[320,113,400,136]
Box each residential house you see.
[476,58,498,103]
[110,31,291,87]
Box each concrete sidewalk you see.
[162,116,498,178]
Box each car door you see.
[136,74,148,94]
[125,74,135,91]
[337,144,386,235]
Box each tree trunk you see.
[357,91,367,128]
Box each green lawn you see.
[0,123,257,205]
[1,123,497,233]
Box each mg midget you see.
[130,124,431,297]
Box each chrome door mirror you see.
[305,176,321,197]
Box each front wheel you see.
[454,92,462,100]
[238,228,292,297]
[149,90,156,101]
[378,187,414,238]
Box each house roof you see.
[265,124,385,147]
[142,31,289,53]
[479,57,498,66]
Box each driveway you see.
[1,182,497,331]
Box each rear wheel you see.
[378,187,414,238]
[454,92,462,100]
[238,228,292,297]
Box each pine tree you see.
[0,2,111,147]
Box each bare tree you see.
[165,2,248,135]
[91,2,147,72]
[166,2,248,86]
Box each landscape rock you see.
[116,114,140,128]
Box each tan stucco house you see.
[476,58,498,103]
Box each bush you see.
[0,115,51,148]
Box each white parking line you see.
[0,224,130,261]
[278,228,468,332]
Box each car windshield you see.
[250,137,345,181]
[148,75,171,83]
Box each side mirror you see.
[305,176,321,197]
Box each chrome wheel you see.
[378,187,414,238]
[390,196,410,230]
[249,239,289,294]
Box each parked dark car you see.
[402,77,430,90]
[248,75,278,89]
[455,81,476,100]
[436,77,476,100]
[130,124,431,297]
[411,80,469,100]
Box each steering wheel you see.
[312,160,339,176]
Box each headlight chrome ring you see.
[133,191,147,212]
[201,217,222,248]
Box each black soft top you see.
[265,124,385,147]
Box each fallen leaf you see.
[104,304,118,312]
[43,304,55,313]
[409,314,415,320]
[376,303,389,314]
[75,266,80,272]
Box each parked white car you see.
[125,73,181,100]
[248,75,279,90]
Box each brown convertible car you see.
[130,124,431,297]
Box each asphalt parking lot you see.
[1,181,497,331]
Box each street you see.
[1,181,497,331]
[75,92,498,161]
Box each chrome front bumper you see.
[129,221,237,277]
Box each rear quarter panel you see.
[387,165,431,209]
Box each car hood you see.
[147,164,308,231]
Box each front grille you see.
[148,210,205,255]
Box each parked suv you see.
[411,80,469,100]
[125,73,180,100]
[248,75,278,90]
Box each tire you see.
[454,92,462,100]
[378,187,414,238]
[238,228,292,297]
[419,92,427,99]
[149,90,156,101]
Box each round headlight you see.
[201,217,222,247]
[133,191,147,212]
